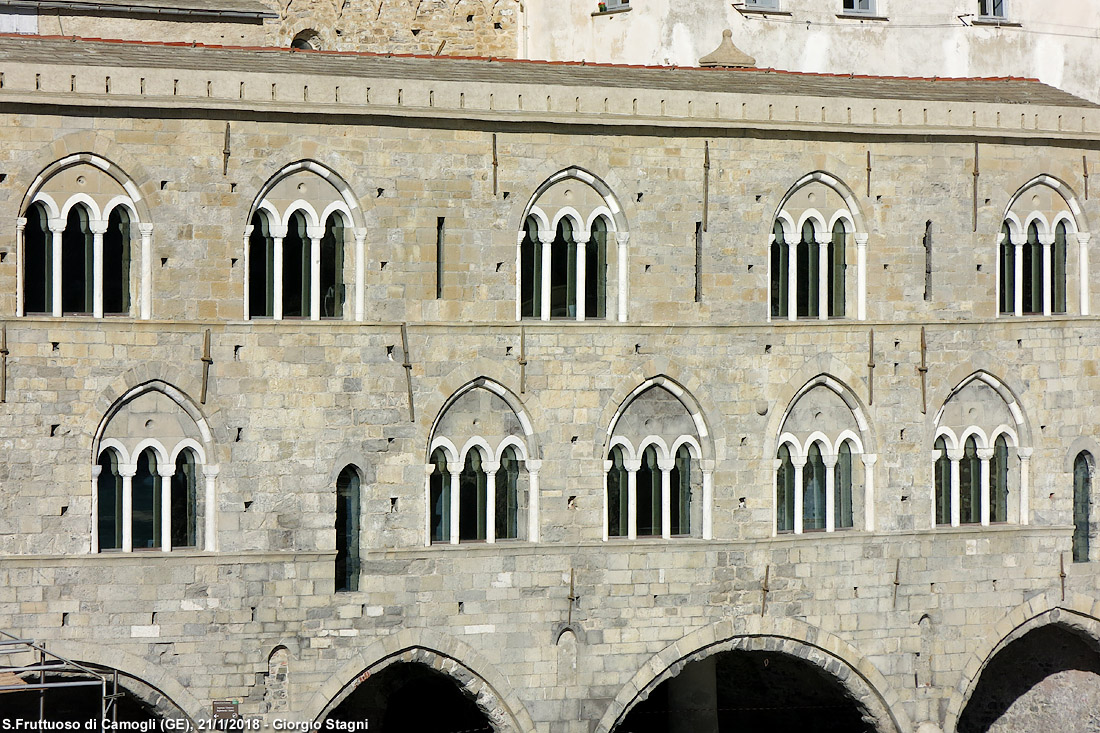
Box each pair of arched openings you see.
[770,172,869,322]
[93,382,217,553]
[246,161,367,321]
[18,155,151,319]
[997,176,1092,317]
[774,376,876,535]
[932,372,1028,528]
[605,377,713,541]
[518,167,629,322]
[426,379,540,546]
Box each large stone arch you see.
[306,627,535,732]
[929,368,1031,450]
[424,371,541,462]
[246,159,366,232]
[764,368,876,461]
[34,639,199,723]
[772,170,868,234]
[1002,174,1090,235]
[594,615,908,733]
[945,590,1100,732]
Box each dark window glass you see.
[829,220,846,318]
[607,446,628,537]
[637,446,661,537]
[777,445,794,532]
[171,449,197,549]
[61,205,92,315]
[429,448,450,544]
[960,437,980,524]
[550,218,576,318]
[835,441,854,529]
[23,203,51,314]
[804,443,826,531]
[587,217,608,319]
[935,437,950,526]
[132,449,160,550]
[283,211,309,318]
[496,447,521,540]
[670,445,691,536]
[796,220,819,318]
[1053,221,1068,314]
[999,223,1014,314]
[1074,452,1091,563]
[103,207,131,315]
[459,449,487,541]
[321,213,345,318]
[249,211,274,318]
[97,449,123,550]
[336,465,361,591]
[770,220,788,319]
[520,217,542,319]
[990,436,1009,523]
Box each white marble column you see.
[977,447,994,526]
[787,238,798,321]
[527,460,541,543]
[90,464,102,552]
[702,460,714,540]
[270,223,288,321]
[625,457,641,540]
[48,218,65,317]
[242,225,253,320]
[90,219,108,318]
[423,464,434,547]
[773,458,782,537]
[139,223,154,320]
[823,452,838,532]
[1040,232,1054,316]
[658,455,673,539]
[449,469,460,545]
[1078,233,1091,315]
[1013,232,1024,316]
[120,463,136,552]
[602,459,612,541]
[539,232,554,320]
[484,461,499,544]
[1019,447,1033,525]
[158,463,174,552]
[202,464,219,552]
[515,230,525,321]
[855,233,868,321]
[816,233,830,320]
[948,448,963,527]
[862,453,877,532]
[354,229,367,322]
[15,217,26,317]
[575,233,588,321]
[307,225,324,320]
[792,454,807,534]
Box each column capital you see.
[424,463,438,477]
[976,448,995,461]
[48,218,67,233]
[861,453,878,466]
[574,234,590,245]
[1037,233,1056,246]
[854,233,869,247]
[656,456,675,472]
[604,460,614,472]
[1077,232,1092,245]
[526,459,542,472]
[821,453,839,468]
[790,454,808,469]
[269,224,289,239]
[202,464,220,478]
[946,449,965,462]
[773,459,784,470]
[91,465,103,479]
[89,220,110,236]
[138,223,154,236]
[1018,447,1034,460]
[615,232,630,246]
[306,225,326,240]
[157,465,176,479]
[353,229,368,244]
[1010,233,1027,246]
[482,461,500,473]
[623,458,642,472]
[517,230,527,245]
[15,217,27,231]
[242,225,254,238]
[537,233,555,246]
[814,234,832,246]
[119,464,138,478]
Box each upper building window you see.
[19,156,149,319]
[426,378,541,545]
[932,372,1029,528]
[335,465,361,592]
[94,381,216,553]
[519,167,629,322]
[842,0,875,14]
[246,161,366,321]
[770,173,868,322]
[744,0,780,8]
[997,176,1089,317]
[604,376,714,540]
[978,0,1006,19]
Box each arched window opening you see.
[249,211,274,318]
[990,435,1009,523]
[607,446,628,538]
[1023,222,1044,315]
[960,437,980,525]
[291,30,318,50]
[321,213,346,318]
[587,216,608,319]
[132,448,160,550]
[459,448,487,542]
[97,449,123,551]
[803,443,826,531]
[520,217,542,319]
[283,211,310,319]
[61,204,92,315]
[777,445,794,533]
[934,437,950,526]
[1074,452,1092,563]
[670,445,692,536]
[171,449,197,549]
[103,207,131,315]
[1054,221,1068,314]
[550,218,576,318]
[770,220,788,319]
[637,446,661,537]
[23,202,51,315]
[829,220,846,317]
[836,441,854,529]
[999,223,1014,315]
[496,447,521,540]
[335,465,361,592]
[796,220,820,319]
[429,448,451,544]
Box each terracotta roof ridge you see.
[0,33,1047,84]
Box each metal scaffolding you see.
[0,629,121,729]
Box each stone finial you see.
[698,29,756,68]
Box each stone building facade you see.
[1,28,1100,733]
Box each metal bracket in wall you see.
[972,142,980,233]
[200,328,213,405]
[401,322,415,422]
[1,323,8,404]
[702,141,711,232]
[1060,553,1067,601]
[866,150,872,198]
[518,325,528,394]
[492,133,499,196]
[867,328,875,406]
[1085,155,1090,200]
[760,564,770,616]
[222,123,231,176]
[566,568,578,625]
[918,327,929,414]
[892,558,901,608]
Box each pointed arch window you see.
[496,447,521,540]
[587,216,609,319]
[335,465,361,592]
[637,446,661,537]
[990,435,1009,523]
[429,448,451,544]
[829,220,846,317]
[934,437,951,526]
[803,443,827,531]
[835,441,854,529]
[321,213,346,318]
[999,223,1014,315]
[132,448,160,550]
[61,204,93,315]
[249,211,275,318]
[607,446,629,538]
[1074,452,1091,563]
[776,445,795,533]
[770,220,789,319]
[670,445,692,536]
[283,211,310,319]
[103,207,131,315]
[520,217,542,319]
[1023,222,1043,315]
[550,218,577,318]
[23,202,51,315]
[97,449,123,551]
[1053,221,1068,314]
[959,437,980,525]
[171,449,198,549]
[459,448,488,541]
